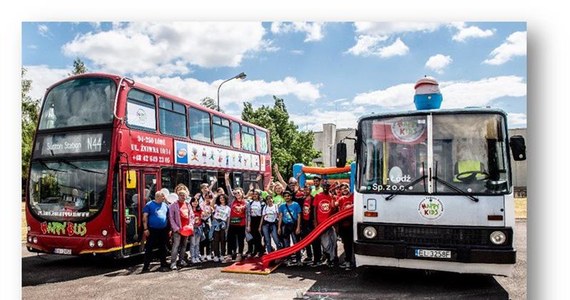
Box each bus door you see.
[121,168,158,256]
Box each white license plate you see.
[54,248,72,255]
[415,249,451,259]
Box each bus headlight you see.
[101,230,108,236]
[32,237,38,244]
[490,231,507,245]
[97,240,104,248]
[89,240,95,248]
[28,236,33,243]
[363,226,377,239]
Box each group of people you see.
[141,166,354,273]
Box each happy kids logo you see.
[418,197,444,220]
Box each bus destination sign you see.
[37,132,110,157]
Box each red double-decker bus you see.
[25,73,271,258]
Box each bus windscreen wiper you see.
[60,159,105,175]
[38,160,64,172]
[431,175,479,202]
[385,162,427,201]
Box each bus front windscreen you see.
[358,113,511,195]
[28,160,109,222]
[358,115,428,194]
[39,77,116,129]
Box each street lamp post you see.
[217,72,247,111]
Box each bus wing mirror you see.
[509,135,526,161]
[336,143,347,168]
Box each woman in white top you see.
[259,195,280,254]
[246,189,264,257]
[211,194,231,262]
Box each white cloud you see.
[348,22,425,58]
[293,74,527,131]
[354,22,442,36]
[351,76,526,111]
[507,113,527,128]
[291,108,361,132]
[23,65,69,100]
[452,22,494,42]
[346,35,388,56]
[440,76,527,108]
[270,22,325,42]
[379,38,409,58]
[484,31,527,65]
[135,75,322,108]
[425,54,453,74]
[61,22,268,75]
[23,65,322,111]
[353,83,416,109]
[38,24,49,37]
[347,37,409,58]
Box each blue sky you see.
[22,22,527,131]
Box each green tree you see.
[69,58,88,76]
[241,96,320,179]
[200,97,223,112]
[21,68,40,180]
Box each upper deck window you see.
[213,116,231,146]
[231,121,241,149]
[126,89,156,131]
[242,125,256,152]
[189,108,211,143]
[39,77,116,129]
[256,130,268,154]
[159,98,187,137]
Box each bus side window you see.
[189,107,211,143]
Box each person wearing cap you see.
[277,190,303,266]
[141,190,170,273]
[168,184,195,270]
[310,175,324,197]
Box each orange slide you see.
[301,165,351,175]
[261,208,353,268]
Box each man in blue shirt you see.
[277,190,302,266]
[141,190,169,273]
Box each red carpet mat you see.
[221,257,281,275]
